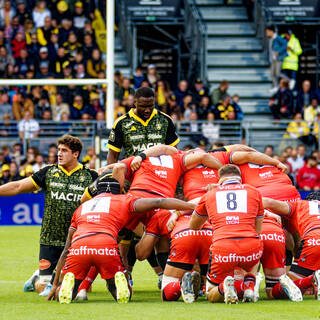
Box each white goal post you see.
[0,0,115,129]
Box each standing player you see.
[0,135,98,296]
[107,86,179,163]
[190,164,264,304]
[263,192,320,300]
[47,175,196,304]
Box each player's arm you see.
[112,162,127,191]
[262,197,291,216]
[134,197,196,213]
[231,151,288,173]
[130,144,178,171]
[190,212,207,230]
[0,177,37,196]
[107,149,120,165]
[224,144,257,152]
[47,228,76,301]
[184,152,222,170]
[98,163,118,175]
[107,119,124,164]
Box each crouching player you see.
[190,164,264,304]
[161,215,212,303]
[263,192,320,300]
[47,175,196,304]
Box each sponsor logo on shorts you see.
[39,259,51,270]
[68,246,118,256]
[174,229,213,239]
[260,233,285,243]
[214,250,263,263]
[307,239,320,246]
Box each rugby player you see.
[47,175,195,304]
[263,192,320,300]
[0,135,98,296]
[190,164,264,304]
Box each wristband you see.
[175,210,181,217]
[138,152,146,161]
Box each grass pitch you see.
[1,227,320,320]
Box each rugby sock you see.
[294,275,313,294]
[50,271,56,284]
[147,249,159,268]
[272,283,289,299]
[156,252,168,271]
[234,281,244,295]
[162,282,181,301]
[78,266,98,292]
[243,274,256,291]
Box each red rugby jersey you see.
[195,183,263,242]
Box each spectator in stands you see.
[12,143,23,166]
[0,46,14,77]
[34,92,50,119]
[182,94,196,120]
[53,1,72,26]
[36,61,53,78]
[264,145,274,158]
[81,146,96,165]
[281,29,302,90]
[17,0,32,26]
[14,48,34,78]
[17,110,39,140]
[231,94,244,120]
[5,16,24,42]
[69,95,88,119]
[8,161,22,181]
[296,80,313,114]
[87,48,105,78]
[296,156,320,191]
[53,47,69,76]
[63,31,82,61]
[46,151,57,164]
[197,96,212,120]
[191,78,209,106]
[269,78,294,119]
[146,64,160,88]
[202,112,220,145]
[82,33,97,61]
[47,33,59,60]
[211,80,229,106]
[155,80,171,113]
[113,98,125,120]
[132,66,145,89]
[32,153,46,172]
[0,91,12,120]
[304,97,320,123]
[265,25,287,92]
[96,110,106,129]
[73,1,87,30]
[32,0,51,29]
[174,80,189,110]
[118,77,135,105]
[12,92,34,120]
[51,93,69,121]
[37,16,54,46]
[88,92,104,118]
[212,94,235,120]
[0,0,15,28]
[26,32,40,59]
[0,163,10,185]
[288,148,304,180]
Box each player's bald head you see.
[218,164,241,179]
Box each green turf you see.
[1,226,320,320]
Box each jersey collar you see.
[58,163,83,176]
[129,108,157,126]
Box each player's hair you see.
[218,164,241,178]
[57,135,83,158]
[134,87,154,99]
[306,192,320,201]
[220,80,229,87]
[88,170,121,197]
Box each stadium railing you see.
[1,119,319,155]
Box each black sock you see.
[50,271,56,285]
[156,252,168,271]
[147,249,159,268]
[32,275,39,286]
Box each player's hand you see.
[98,166,108,175]
[46,284,58,301]
[206,183,219,191]
[130,156,143,172]
[277,162,288,173]
[167,212,179,231]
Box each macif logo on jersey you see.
[51,191,82,202]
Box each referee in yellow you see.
[107,87,180,164]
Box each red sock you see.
[234,281,244,295]
[162,282,181,301]
[243,274,256,291]
[78,266,98,292]
[294,275,313,294]
[272,282,288,299]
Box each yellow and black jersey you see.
[107,108,180,158]
[31,163,98,246]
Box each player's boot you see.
[59,272,75,304]
[223,276,238,304]
[39,283,52,296]
[253,272,264,302]
[75,289,88,301]
[312,269,320,300]
[279,274,303,302]
[23,269,39,292]
[115,271,130,303]
[191,271,201,300]
[181,272,195,303]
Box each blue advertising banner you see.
[0,193,44,225]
